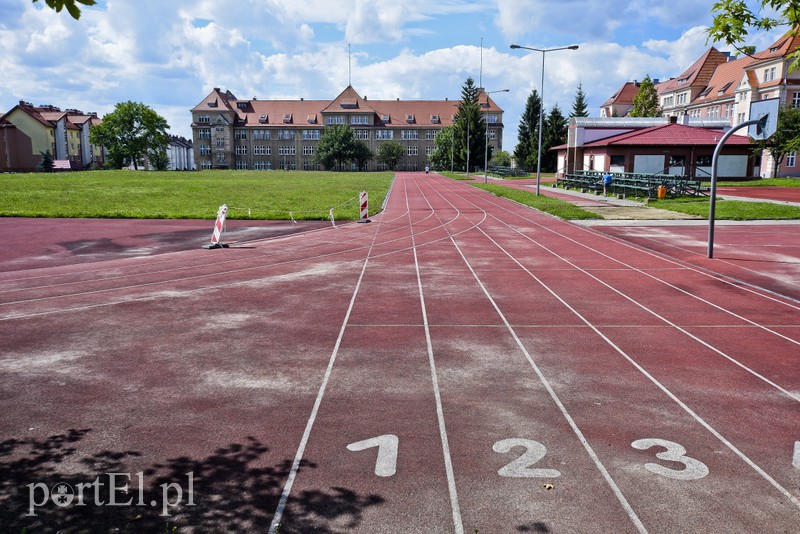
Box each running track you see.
[0,172,798,532]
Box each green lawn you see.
[712,177,800,187]
[472,183,602,220]
[651,197,800,220]
[0,170,394,220]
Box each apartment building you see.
[604,29,800,177]
[0,101,104,172]
[190,85,505,172]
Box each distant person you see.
[425,165,430,175]
[602,172,613,195]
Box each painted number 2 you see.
[493,438,561,478]
[631,438,709,481]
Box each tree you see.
[36,149,54,172]
[629,75,661,117]
[376,140,405,170]
[427,126,453,171]
[89,101,169,170]
[353,140,374,171]
[148,146,170,171]
[708,1,800,72]
[490,150,512,167]
[314,124,357,170]
[32,0,95,20]
[542,104,568,173]
[513,89,541,171]
[452,77,486,172]
[754,106,800,177]
[570,82,590,118]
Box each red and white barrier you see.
[203,204,229,249]
[358,191,371,223]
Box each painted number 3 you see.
[631,438,710,480]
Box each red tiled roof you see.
[194,85,478,128]
[582,123,752,147]
[601,81,641,107]
[658,48,729,94]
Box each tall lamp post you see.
[510,43,579,195]
[483,89,510,183]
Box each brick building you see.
[190,85,505,172]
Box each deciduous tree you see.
[376,140,405,170]
[753,106,800,176]
[629,75,661,117]
[32,0,95,20]
[708,0,800,71]
[428,126,453,171]
[89,101,169,170]
[314,124,357,170]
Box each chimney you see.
[213,87,220,92]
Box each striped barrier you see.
[202,204,229,249]
[358,191,371,223]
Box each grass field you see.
[712,177,800,187]
[650,197,800,220]
[472,183,603,220]
[0,170,394,220]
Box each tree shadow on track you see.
[517,522,552,532]
[0,429,384,533]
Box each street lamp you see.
[483,89,510,183]
[510,43,579,195]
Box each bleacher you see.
[556,170,708,198]
[488,166,529,178]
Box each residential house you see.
[0,101,104,172]
[190,85,505,172]
[167,135,195,170]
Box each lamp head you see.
[510,44,521,49]
[568,45,579,50]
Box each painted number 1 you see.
[346,434,399,477]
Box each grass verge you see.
[651,197,800,220]
[0,170,394,220]
[472,183,602,220]
[710,178,800,187]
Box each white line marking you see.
[441,182,800,512]
[405,175,464,534]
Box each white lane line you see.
[267,178,402,534]
[453,179,800,313]
[443,191,800,513]
[406,174,465,534]
[477,211,800,402]
[413,175,645,533]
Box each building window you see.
[235,145,247,155]
[198,128,211,139]
[197,115,210,123]
[787,151,796,168]
[278,129,295,140]
[355,129,369,140]
[677,93,687,105]
[216,138,225,147]
[351,115,368,125]
[216,153,226,163]
[610,155,625,167]
[327,115,345,125]
[200,145,211,155]
[375,130,394,140]
[406,146,418,156]
[253,129,270,140]
[302,129,320,140]
[201,161,212,170]
[764,67,776,82]
[234,129,247,140]
[303,145,314,155]
[425,146,433,156]
[793,92,800,109]
[235,160,248,170]
[489,129,496,140]
[737,112,746,125]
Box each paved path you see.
[1,172,798,532]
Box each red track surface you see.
[718,186,800,203]
[1,173,798,532]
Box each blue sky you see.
[0,0,786,151]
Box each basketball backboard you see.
[748,98,779,140]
